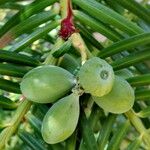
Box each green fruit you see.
[79,57,114,97]
[41,93,80,144]
[93,76,135,114]
[20,65,76,103]
[115,69,133,79]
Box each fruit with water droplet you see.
[79,57,114,97]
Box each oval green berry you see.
[41,93,80,144]
[93,76,135,114]
[79,57,114,97]
[20,65,76,103]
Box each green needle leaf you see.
[135,89,150,101]
[137,107,150,118]
[0,0,10,5]
[127,74,150,87]
[11,20,60,52]
[0,2,24,10]
[97,114,116,150]
[0,0,57,37]
[76,23,103,50]
[112,48,150,70]
[107,120,130,150]
[0,78,21,94]
[0,95,18,110]
[0,63,30,77]
[98,33,150,58]
[0,50,40,66]
[126,136,142,150]
[80,111,98,150]
[115,0,150,24]
[27,114,42,135]
[19,131,48,150]
[2,11,56,41]
[74,10,122,42]
[73,0,144,36]
[52,40,72,58]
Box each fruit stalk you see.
[59,0,92,64]
[125,109,150,148]
[71,33,91,64]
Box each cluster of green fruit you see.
[20,57,135,144]
[79,57,135,114]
